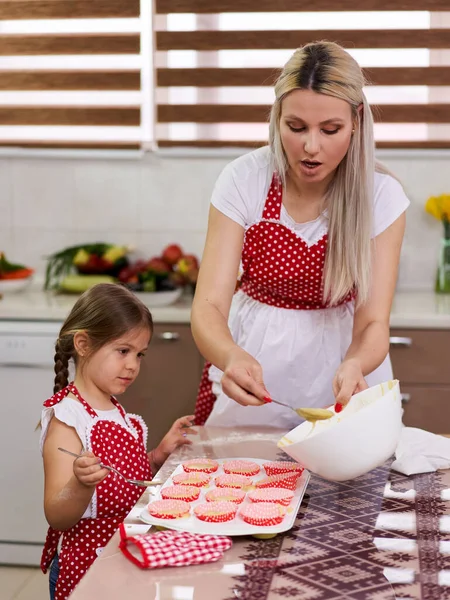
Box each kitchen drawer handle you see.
[157,332,180,342]
[401,393,411,403]
[389,336,412,348]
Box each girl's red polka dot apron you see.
[194,173,360,427]
[40,385,151,600]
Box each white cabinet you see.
[0,321,60,566]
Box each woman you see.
[191,41,409,429]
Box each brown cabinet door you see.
[401,385,450,434]
[119,324,203,449]
[390,329,450,385]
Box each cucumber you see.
[59,275,115,294]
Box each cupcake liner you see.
[148,499,191,520]
[248,488,294,506]
[182,458,219,474]
[205,488,246,504]
[161,485,201,503]
[240,503,286,526]
[194,501,238,523]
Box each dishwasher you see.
[0,320,62,566]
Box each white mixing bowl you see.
[277,380,403,482]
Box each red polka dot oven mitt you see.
[119,523,232,569]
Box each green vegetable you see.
[45,243,113,290]
[59,274,115,294]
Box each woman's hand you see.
[332,358,368,411]
[73,451,109,488]
[152,415,197,467]
[222,347,270,406]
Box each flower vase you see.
[435,219,450,293]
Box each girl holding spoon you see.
[40,283,195,600]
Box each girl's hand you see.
[73,451,109,488]
[152,415,197,467]
[222,347,269,406]
[332,359,368,412]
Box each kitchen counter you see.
[70,426,450,600]
[0,283,192,323]
[2,286,450,327]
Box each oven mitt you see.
[118,523,232,569]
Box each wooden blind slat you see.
[0,71,140,91]
[156,0,450,13]
[0,34,140,56]
[157,67,450,87]
[0,140,140,149]
[157,140,450,149]
[157,29,450,51]
[0,0,140,19]
[158,104,450,124]
[0,107,140,126]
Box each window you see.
[1,1,449,150]
[0,0,148,149]
[155,0,450,149]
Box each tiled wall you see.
[0,149,448,291]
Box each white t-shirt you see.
[210,146,410,241]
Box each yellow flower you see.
[425,194,450,222]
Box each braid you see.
[54,340,70,394]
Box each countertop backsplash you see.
[0,149,448,292]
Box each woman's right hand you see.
[73,451,109,488]
[222,347,270,406]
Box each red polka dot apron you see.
[194,174,355,425]
[40,385,152,600]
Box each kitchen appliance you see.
[0,320,62,565]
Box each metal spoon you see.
[264,398,334,422]
[57,447,162,488]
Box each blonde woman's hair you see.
[53,283,153,393]
[269,41,388,306]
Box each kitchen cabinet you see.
[119,324,204,449]
[390,329,450,434]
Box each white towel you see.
[391,427,450,476]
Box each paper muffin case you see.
[215,474,253,488]
[205,488,246,504]
[240,503,286,526]
[263,461,304,477]
[247,488,294,506]
[256,473,299,491]
[223,459,260,476]
[182,458,219,474]
[172,472,211,487]
[194,501,238,523]
[147,499,191,520]
[161,485,200,503]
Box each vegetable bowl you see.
[0,253,34,293]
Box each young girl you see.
[192,40,410,428]
[40,283,195,600]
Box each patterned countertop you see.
[70,427,450,600]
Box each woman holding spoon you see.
[191,41,409,429]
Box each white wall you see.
[0,148,448,291]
